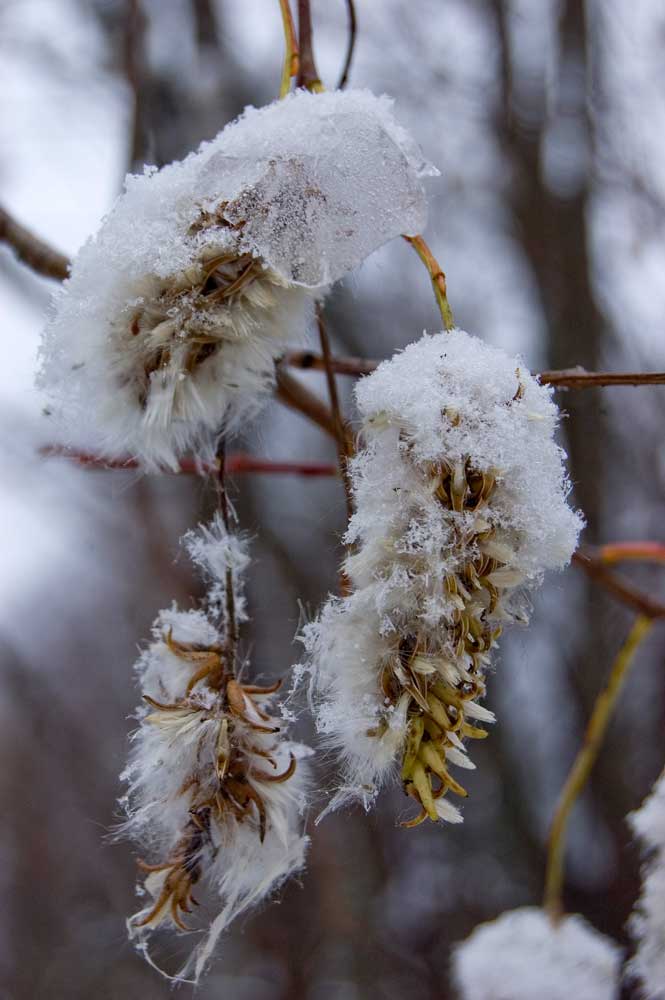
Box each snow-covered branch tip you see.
[38,88,435,470]
[119,515,311,982]
[300,330,583,825]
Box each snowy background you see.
[1,1,665,997]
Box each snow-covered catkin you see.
[120,515,310,981]
[38,89,434,470]
[452,907,622,1000]
[627,767,665,998]
[301,330,583,823]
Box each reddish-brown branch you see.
[39,445,337,478]
[599,541,665,565]
[0,205,70,281]
[296,0,322,91]
[572,547,665,620]
[282,350,665,389]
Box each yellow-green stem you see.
[403,234,454,331]
[543,614,653,920]
[278,0,299,98]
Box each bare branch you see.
[538,368,665,388]
[572,547,665,620]
[544,614,654,921]
[283,350,665,389]
[317,308,354,522]
[337,0,357,89]
[0,205,70,281]
[296,0,323,91]
[402,234,455,331]
[278,0,300,98]
[275,366,338,438]
[39,445,337,477]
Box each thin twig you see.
[296,0,323,91]
[124,0,148,170]
[283,350,378,376]
[572,548,665,619]
[538,368,665,388]
[275,366,338,439]
[0,205,70,281]
[278,0,300,98]
[216,440,239,675]
[336,0,356,89]
[317,308,354,522]
[39,445,337,477]
[283,350,665,390]
[543,615,653,920]
[403,234,455,331]
[599,541,665,565]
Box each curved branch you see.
[336,0,356,89]
[39,445,337,477]
[572,547,665,620]
[0,206,70,281]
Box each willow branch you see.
[598,541,665,565]
[0,205,70,281]
[572,547,665,619]
[403,234,455,331]
[296,0,323,91]
[544,615,654,920]
[278,0,299,97]
[337,0,357,89]
[317,309,354,522]
[39,445,337,477]
[538,368,665,389]
[283,350,665,389]
[275,366,338,438]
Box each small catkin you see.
[120,514,310,981]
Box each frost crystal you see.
[627,767,665,998]
[120,514,310,981]
[452,907,622,1000]
[301,330,583,823]
[38,89,433,469]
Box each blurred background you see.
[1,1,665,996]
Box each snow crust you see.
[452,906,622,1000]
[38,89,433,469]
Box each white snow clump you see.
[452,906,622,1000]
[627,766,665,998]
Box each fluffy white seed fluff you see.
[627,767,665,998]
[452,907,622,1000]
[38,89,433,469]
[302,330,583,818]
[120,514,310,981]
